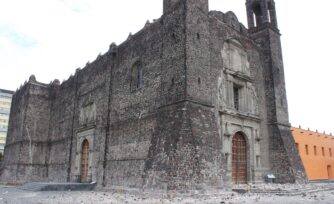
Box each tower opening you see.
[252,3,263,26]
[247,0,278,29]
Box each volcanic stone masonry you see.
[1,0,307,190]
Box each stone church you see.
[1,0,306,190]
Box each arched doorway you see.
[232,132,247,184]
[327,165,333,179]
[80,139,90,182]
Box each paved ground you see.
[0,184,334,204]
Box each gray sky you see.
[0,0,333,133]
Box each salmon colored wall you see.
[292,127,334,180]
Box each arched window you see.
[252,3,262,27]
[267,1,277,26]
[131,62,143,92]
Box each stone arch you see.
[231,131,249,184]
[80,139,90,183]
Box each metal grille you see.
[232,133,247,184]
[80,140,89,182]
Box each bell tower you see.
[246,0,307,183]
[246,0,278,29]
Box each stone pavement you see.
[0,183,333,204]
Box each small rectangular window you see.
[131,63,143,92]
[305,145,309,155]
[233,86,240,111]
[330,148,332,157]
[322,147,325,157]
[314,146,317,156]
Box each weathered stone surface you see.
[0,0,306,189]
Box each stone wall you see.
[1,77,51,183]
[1,0,307,189]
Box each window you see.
[314,146,317,156]
[252,3,263,27]
[305,145,309,155]
[233,86,240,111]
[330,148,333,157]
[131,62,143,92]
[322,147,325,157]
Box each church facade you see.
[1,0,306,190]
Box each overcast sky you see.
[0,0,333,133]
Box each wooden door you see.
[232,132,247,184]
[80,140,90,182]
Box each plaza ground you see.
[0,183,334,204]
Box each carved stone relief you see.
[222,39,250,75]
[79,95,97,126]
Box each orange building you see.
[292,127,334,180]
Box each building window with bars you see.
[233,86,240,111]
